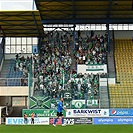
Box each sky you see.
[0,0,36,10]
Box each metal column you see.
[107,0,112,53]
[72,0,76,49]
[107,21,110,53]
[73,24,76,49]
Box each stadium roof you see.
[35,0,133,24]
[0,10,44,37]
[0,0,133,37]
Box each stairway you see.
[99,86,110,108]
[99,77,110,108]
[0,60,11,78]
[0,59,24,86]
[0,60,11,86]
[107,39,116,78]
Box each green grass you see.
[0,125,133,133]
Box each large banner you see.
[66,109,109,117]
[77,64,107,74]
[109,108,133,116]
[71,100,85,109]
[6,117,49,125]
[94,117,133,125]
[49,117,92,125]
[22,109,66,117]
[87,100,98,107]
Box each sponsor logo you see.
[112,110,116,115]
[65,119,74,125]
[104,111,107,115]
[73,109,101,114]
[109,109,133,116]
[68,111,71,116]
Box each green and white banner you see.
[87,100,98,107]
[29,96,51,109]
[72,100,85,109]
[77,64,107,74]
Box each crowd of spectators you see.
[33,34,72,97]
[15,53,31,86]
[13,31,107,104]
[32,31,106,101]
[34,67,99,100]
[74,32,108,65]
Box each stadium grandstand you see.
[0,0,133,125]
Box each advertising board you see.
[94,117,133,124]
[6,117,49,125]
[49,117,92,125]
[109,108,133,116]
[66,109,109,117]
[22,109,66,117]
[74,117,92,124]
[50,118,75,125]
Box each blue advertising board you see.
[109,108,133,116]
[94,117,133,125]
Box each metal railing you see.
[0,78,28,86]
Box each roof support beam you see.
[34,0,40,10]
[42,18,133,24]
[72,0,76,49]
[37,0,109,2]
[32,11,41,37]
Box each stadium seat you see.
[109,39,133,108]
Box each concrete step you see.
[0,59,12,78]
[99,85,110,108]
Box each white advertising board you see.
[66,109,109,117]
[6,117,49,125]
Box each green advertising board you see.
[22,109,66,117]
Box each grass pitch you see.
[0,125,133,133]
